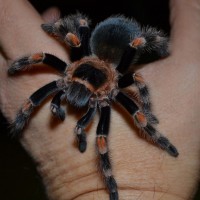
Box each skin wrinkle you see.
[42,168,188,200]
[36,128,175,198]
[49,171,98,196]
[37,144,184,199]
[71,188,187,200]
[39,159,97,187]
[36,137,97,176]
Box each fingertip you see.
[0,0,68,62]
[42,7,61,23]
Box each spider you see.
[8,13,179,200]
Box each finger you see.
[0,0,68,61]
[170,0,200,59]
[0,0,68,119]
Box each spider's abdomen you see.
[90,16,141,64]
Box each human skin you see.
[0,0,200,199]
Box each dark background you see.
[0,0,199,199]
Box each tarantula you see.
[8,13,179,200]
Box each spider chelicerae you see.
[8,13,179,200]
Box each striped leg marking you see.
[8,53,67,75]
[51,91,66,121]
[75,100,97,152]
[96,105,118,200]
[116,92,179,157]
[118,72,159,124]
[10,80,63,137]
[9,99,34,137]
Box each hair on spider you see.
[8,13,178,200]
[90,15,141,63]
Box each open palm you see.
[0,0,199,199]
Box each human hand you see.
[0,0,199,199]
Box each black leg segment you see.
[118,73,135,88]
[10,80,63,137]
[75,100,97,152]
[43,53,68,74]
[118,73,159,124]
[79,26,91,56]
[115,92,139,115]
[70,26,91,61]
[116,45,136,74]
[116,92,178,157]
[8,53,68,75]
[97,106,111,136]
[30,81,61,106]
[143,123,179,157]
[51,91,66,121]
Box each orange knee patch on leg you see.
[97,136,108,154]
[65,33,81,47]
[134,111,147,127]
[31,53,44,61]
[22,99,33,113]
[131,37,146,48]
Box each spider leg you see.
[8,53,67,75]
[51,90,66,121]
[135,27,169,64]
[41,13,91,61]
[72,21,91,59]
[116,29,168,74]
[10,79,65,137]
[115,92,179,157]
[96,102,118,200]
[70,23,91,61]
[116,41,137,74]
[118,72,159,124]
[75,99,97,153]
